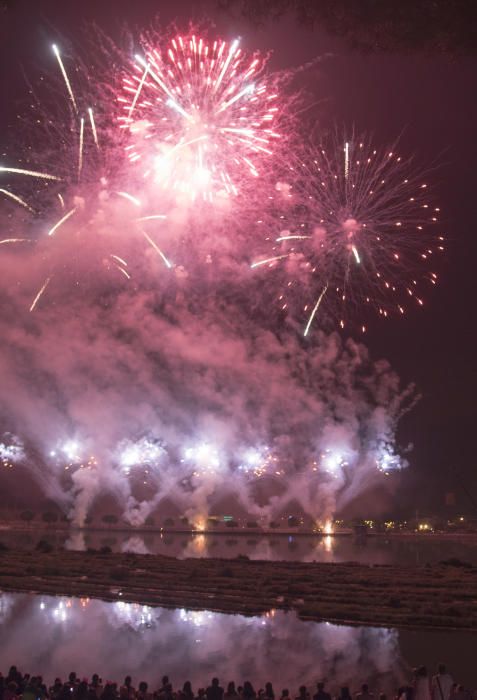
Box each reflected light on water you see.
[5,528,477,567]
[0,591,403,691]
[192,533,206,553]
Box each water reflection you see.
[2,530,477,565]
[0,592,402,691]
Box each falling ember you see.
[251,254,289,269]
[0,166,60,181]
[116,191,141,207]
[114,264,131,280]
[87,108,99,149]
[136,215,167,222]
[127,63,149,119]
[29,276,52,312]
[0,189,34,212]
[0,238,30,245]
[52,44,78,113]
[276,235,311,242]
[78,117,84,181]
[303,284,328,337]
[143,231,173,269]
[48,207,77,237]
[110,254,128,267]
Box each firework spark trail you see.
[0,238,30,245]
[351,245,361,264]
[136,215,167,222]
[0,189,34,212]
[78,117,84,181]
[87,108,99,149]
[276,235,310,242]
[251,254,289,269]
[166,96,194,122]
[127,63,149,119]
[114,264,131,280]
[29,276,52,312]
[119,31,282,200]
[110,254,128,267]
[116,191,141,207]
[133,54,177,103]
[48,207,77,236]
[217,83,255,113]
[0,166,60,180]
[304,284,328,337]
[52,44,78,113]
[142,230,173,269]
[214,38,239,92]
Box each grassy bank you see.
[0,548,476,631]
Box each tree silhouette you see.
[20,510,35,522]
[218,0,477,54]
[42,511,58,524]
[102,514,118,525]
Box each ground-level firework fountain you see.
[0,297,413,527]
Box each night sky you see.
[1,0,476,513]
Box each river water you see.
[0,532,475,690]
[1,529,477,564]
[0,592,475,693]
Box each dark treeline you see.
[218,0,477,54]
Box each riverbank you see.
[0,548,476,631]
[3,520,477,540]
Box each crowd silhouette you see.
[0,665,474,700]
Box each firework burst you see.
[238,446,281,478]
[119,31,282,202]
[0,41,178,311]
[0,434,25,469]
[252,135,444,334]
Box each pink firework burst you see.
[252,135,445,335]
[118,32,282,202]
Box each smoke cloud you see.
[0,228,414,525]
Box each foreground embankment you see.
[0,549,476,630]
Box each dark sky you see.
[1,0,476,512]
